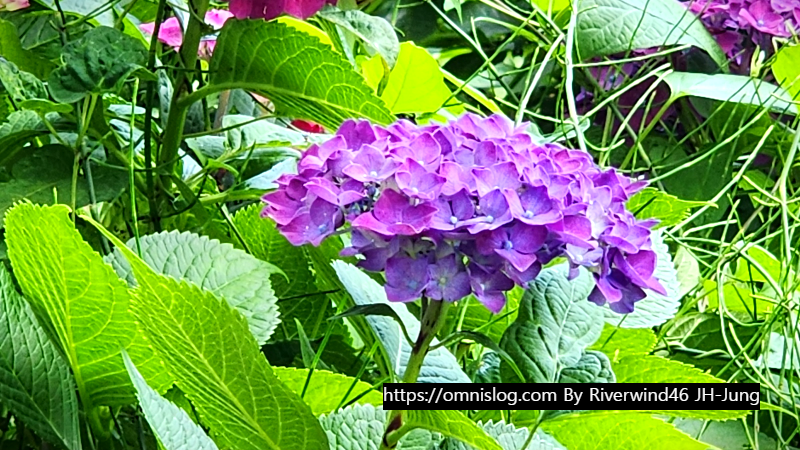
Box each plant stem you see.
[380,299,451,450]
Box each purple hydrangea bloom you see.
[262,113,665,314]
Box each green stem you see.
[158,0,210,204]
[380,299,451,450]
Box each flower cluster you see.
[687,0,799,71]
[230,0,335,21]
[262,114,666,313]
[139,9,233,60]
[0,0,28,11]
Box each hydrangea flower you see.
[0,0,28,11]
[230,0,336,21]
[686,0,799,72]
[262,114,666,313]
[139,9,233,60]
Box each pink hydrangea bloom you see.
[139,9,233,59]
[0,0,29,11]
[229,0,336,21]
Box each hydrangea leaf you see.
[589,325,657,363]
[332,261,470,383]
[317,6,400,66]
[1,145,129,227]
[0,265,81,450]
[403,410,502,450]
[576,0,727,68]
[379,42,452,114]
[4,204,169,407]
[272,366,383,416]
[48,27,148,103]
[673,247,701,299]
[104,230,281,345]
[209,20,394,129]
[663,72,797,115]
[541,412,713,450]
[0,19,56,79]
[558,350,615,383]
[0,59,47,104]
[319,404,439,450]
[85,215,330,450]
[613,355,748,420]
[604,229,680,328]
[626,187,707,229]
[232,204,346,341]
[439,420,565,450]
[773,44,800,101]
[499,265,604,383]
[122,352,219,450]
[0,110,48,169]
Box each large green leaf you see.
[232,204,344,341]
[380,43,452,114]
[332,261,470,383]
[89,218,329,450]
[604,230,680,328]
[0,19,56,79]
[48,27,148,103]
[612,354,748,420]
[0,145,127,227]
[122,352,219,450]
[626,187,707,229]
[4,204,168,407]
[541,412,712,450]
[317,6,400,66]
[663,72,797,115]
[105,230,281,345]
[209,20,394,129]
[589,325,656,362]
[0,265,81,450]
[499,265,604,383]
[319,404,439,450]
[557,350,615,383]
[576,0,726,68]
[403,410,502,450]
[773,44,800,101]
[440,420,565,450]
[272,367,383,416]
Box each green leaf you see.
[589,325,657,363]
[403,410,502,450]
[223,114,308,150]
[604,230,680,328]
[232,204,344,341]
[576,0,726,68]
[0,110,48,169]
[4,204,169,407]
[0,145,127,227]
[319,404,439,450]
[87,216,329,450]
[663,72,797,115]
[626,187,707,228]
[558,350,615,383]
[332,261,470,383]
[272,366,382,415]
[440,420,565,450]
[317,6,400,66]
[0,59,47,104]
[541,412,713,450]
[380,42,453,114]
[0,19,56,79]
[673,247,701,299]
[0,265,81,450]
[48,27,148,103]
[122,351,219,450]
[733,244,781,284]
[40,0,115,26]
[773,44,800,101]
[209,20,394,129]
[499,265,604,383]
[105,230,281,345]
[613,355,749,420]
